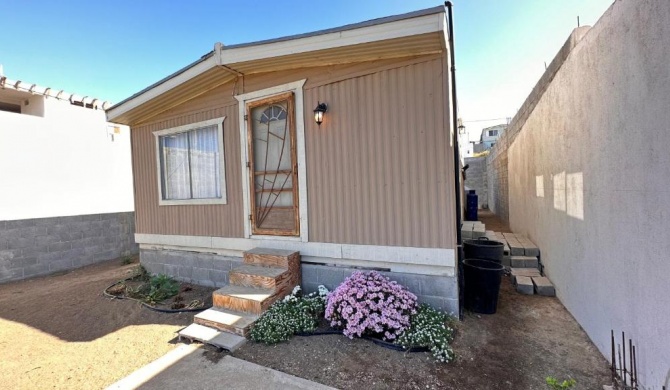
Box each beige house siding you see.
[131,54,455,248]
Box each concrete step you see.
[511,256,539,268]
[229,264,289,289]
[178,323,247,351]
[532,276,556,296]
[194,307,259,337]
[213,285,277,314]
[515,276,534,295]
[510,267,541,284]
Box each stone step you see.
[229,264,289,289]
[532,276,556,296]
[178,323,247,351]
[243,248,300,269]
[213,285,277,314]
[507,240,525,256]
[515,276,534,295]
[511,256,539,268]
[194,308,259,337]
[510,267,541,284]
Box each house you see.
[106,6,461,314]
[0,72,136,283]
[473,123,506,153]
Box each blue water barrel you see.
[466,190,478,221]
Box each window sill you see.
[159,198,227,206]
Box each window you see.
[153,117,226,205]
[488,129,499,137]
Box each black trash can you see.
[463,237,504,263]
[463,258,504,314]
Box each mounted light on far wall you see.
[458,123,466,135]
[313,102,327,126]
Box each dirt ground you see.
[233,210,611,389]
[0,258,192,390]
[234,281,610,390]
[0,212,611,389]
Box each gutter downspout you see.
[445,1,464,320]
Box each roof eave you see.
[107,6,449,125]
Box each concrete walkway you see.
[107,343,336,390]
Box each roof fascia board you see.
[220,13,444,65]
[107,55,216,122]
[107,9,446,124]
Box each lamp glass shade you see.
[313,102,327,125]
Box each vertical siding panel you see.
[131,103,244,237]
[305,58,455,249]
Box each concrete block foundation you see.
[139,248,459,316]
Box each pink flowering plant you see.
[325,271,418,341]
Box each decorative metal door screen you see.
[246,92,299,236]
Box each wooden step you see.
[229,264,289,289]
[194,308,259,337]
[213,285,277,314]
[243,248,300,269]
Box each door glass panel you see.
[248,97,298,234]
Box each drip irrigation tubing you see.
[295,330,430,353]
[102,277,211,314]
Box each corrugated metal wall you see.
[131,54,456,248]
[131,105,244,237]
[304,58,454,248]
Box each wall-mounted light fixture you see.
[458,123,466,135]
[313,102,327,126]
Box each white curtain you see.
[161,132,191,199]
[160,125,220,200]
[189,125,221,199]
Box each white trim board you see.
[234,80,308,242]
[135,233,456,276]
[218,13,443,65]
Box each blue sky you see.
[1,0,612,138]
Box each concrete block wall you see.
[486,150,508,221]
[301,264,458,315]
[464,156,487,208]
[140,249,242,288]
[486,25,591,224]
[498,1,670,386]
[139,249,458,316]
[0,212,137,283]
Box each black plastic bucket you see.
[463,258,504,314]
[463,237,504,263]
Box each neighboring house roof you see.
[0,75,111,110]
[107,5,450,125]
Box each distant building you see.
[480,124,506,148]
[473,123,506,153]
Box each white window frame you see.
[235,79,308,242]
[153,117,227,206]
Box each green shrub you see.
[250,286,328,344]
[144,274,180,305]
[546,377,576,390]
[395,304,456,363]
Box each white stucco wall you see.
[507,0,670,387]
[0,96,134,220]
